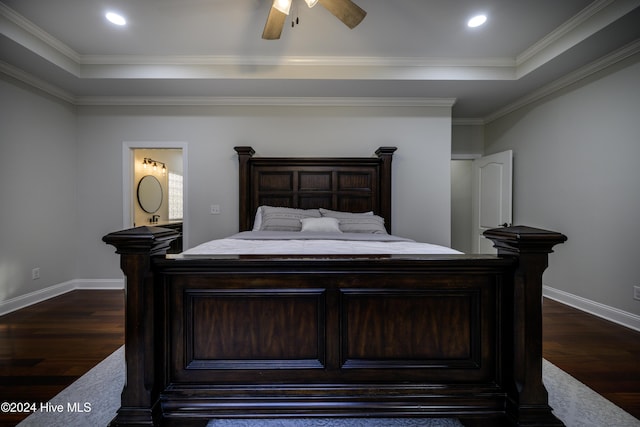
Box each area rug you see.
[18,346,639,427]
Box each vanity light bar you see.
[142,157,167,174]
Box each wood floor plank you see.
[0,290,638,426]
[0,290,124,427]
[542,297,640,419]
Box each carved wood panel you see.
[251,167,379,217]
[341,290,478,366]
[168,271,497,385]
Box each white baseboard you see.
[0,279,124,316]
[75,279,125,290]
[543,285,640,332]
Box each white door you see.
[471,150,513,253]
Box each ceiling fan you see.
[262,0,366,40]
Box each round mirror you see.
[137,175,163,213]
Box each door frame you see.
[123,141,188,249]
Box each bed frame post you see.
[103,226,179,427]
[484,225,567,426]
[235,146,256,231]
[375,146,397,234]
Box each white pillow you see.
[251,206,263,231]
[300,217,342,233]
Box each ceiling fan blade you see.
[262,6,287,40]
[318,0,366,29]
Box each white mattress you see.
[182,231,461,255]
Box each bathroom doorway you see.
[123,142,188,250]
[133,148,182,227]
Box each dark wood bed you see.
[104,147,567,426]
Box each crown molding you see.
[0,3,81,64]
[0,3,81,73]
[2,2,637,118]
[515,0,640,78]
[517,0,615,66]
[79,54,514,68]
[485,39,640,124]
[74,96,457,108]
[0,56,455,108]
[4,37,636,121]
[0,60,457,108]
[452,118,485,126]
[0,60,76,104]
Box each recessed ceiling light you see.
[467,14,487,28]
[106,12,126,26]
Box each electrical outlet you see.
[634,286,640,301]
[32,267,40,280]
[210,204,221,215]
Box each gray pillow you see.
[319,208,387,234]
[259,206,321,231]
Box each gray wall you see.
[451,124,484,157]
[0,85,453,302]
[0,78,78,302]
[484,54,640,315]
[74,105,452,279]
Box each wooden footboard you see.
[104,225,566,427]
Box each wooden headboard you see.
[235,147,397,233]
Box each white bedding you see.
[182,231,461,255]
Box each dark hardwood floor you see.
[0,290,638,426]
[0,290,124,427]
[542,298,640,419]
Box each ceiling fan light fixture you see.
[273,0,292,15]
[304,0,319,8]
